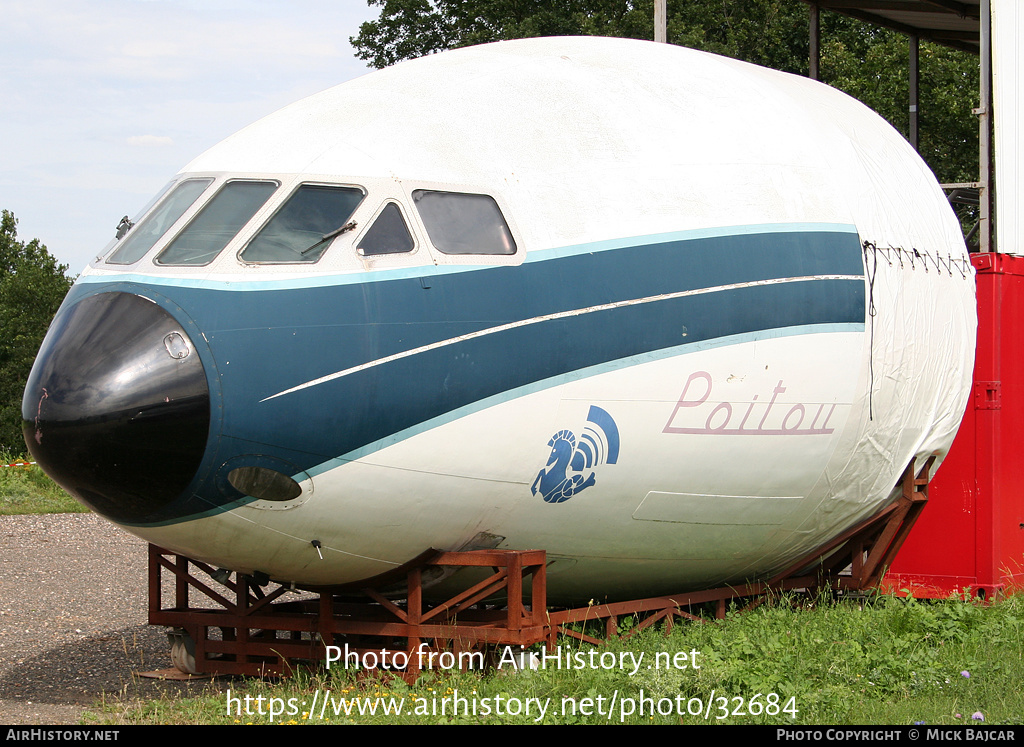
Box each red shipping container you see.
[885,252,1024,599]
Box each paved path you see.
[0,513,211,725]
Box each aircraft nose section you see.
[22,292,210,523]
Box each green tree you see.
[0,211,74,454]
[352,1,820,72]
[351,0,652,69]
[351,0,979,186]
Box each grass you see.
[88,590,1024,725]
[0,449,83,514]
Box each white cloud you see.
[127,135,175,147]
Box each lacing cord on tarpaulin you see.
[862,240,973,278]
[861,240,975,422]
[864,242,878,421]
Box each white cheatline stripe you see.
[259,274,861,402]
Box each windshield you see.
[157,180,277,266]
[241,184,365,263]
[106,178,213,265]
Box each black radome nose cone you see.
[22,292,210,523]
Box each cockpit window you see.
[241,184,365,263]
[358,202,414,256]
[412,190,516,255]
[106,178,213,265]
[157,180,277,266]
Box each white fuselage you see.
[29,38,975,602]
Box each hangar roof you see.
[802,1,982,53]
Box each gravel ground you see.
[0,513,219,725]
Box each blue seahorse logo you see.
[531,405,619,504]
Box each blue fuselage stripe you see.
[64,228,865,523]
[271,277,862,455]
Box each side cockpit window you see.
[157,180,277,266]
[412,190,516,255]
[106,178,213,265]
[241,184,365,263]
[357,202,414,256]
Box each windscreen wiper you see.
[301,221,357,255]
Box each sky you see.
[0,0,381,274]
